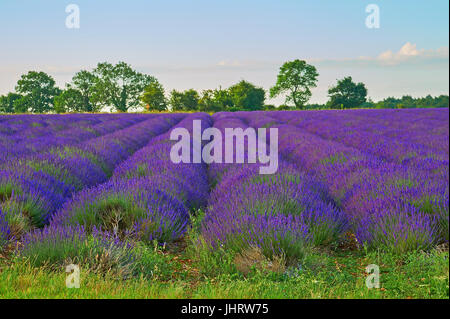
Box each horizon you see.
[0,0,449,104]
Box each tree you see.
[270,60,319,109]
[229,80,265,110]
[0,93,22,113]
[327,76,367,109]
[169,89,199,111]
[375,97,400,109]
[400,95,415,108]
[54,88,85,113]
[92,62,155,112]
[435,95,449,108]
[169,90,184,111]
[69,70,101,112]
[278,104,294,111]
[14,71,61,113]
[360,98,375,109]
[181,89,200,111]
[198,90,223,112]
[13,95,32,113]
[141,81,167,111]
[213,88,233,109]
[417,95,434,108]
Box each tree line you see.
[0,60,448,114]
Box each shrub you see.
[19,225,134,277]
[18,224,176,280]
[355,205,437,254]
[51,178,189,243]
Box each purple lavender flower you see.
[355,203,437,254]
[0,209,11,248]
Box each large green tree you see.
[141,81,167,111]
[92,62,155,112]
[0,93,22,113]
[270,60,318,109]
[328,76,367,109]
[229,80,265,110]
[14,71,61,113]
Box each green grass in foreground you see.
[0,245,448,299]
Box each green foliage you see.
[26,159,83,190]
[51,146,105,171]
[2,61,448,113]
[169,90,184,111]
[305,94,449,110]
[2,248,447,299]
[327,76,368,109]
[142,81,167,112]
[1,184,48,232]
[131,243,180,280]
[0,93,22,113]
[197,89,224,112]
[169,89,199,111]
[375,95,449,109]
[277,104,294,110]
[186,210,238,277]
[69,70,102,112]
[196,81,265,112]
[270,59,319,109]
[14,71,61,113]
[12,95,32,113]
[17,233,176,280]
[228,80,265,110]
[54,88,85,113]
[91,62,155,112]
[212,88,233,110]
[63,193,147,231]
[320,152,348,165]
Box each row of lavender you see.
[0,114,183,246]
[0,114,152,166]
[201,114,348,263]
[15,114,212,269]
[240,109,448,253]
[49,113,211,241]
[271,108,449,172]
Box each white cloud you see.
[308,42,448,69]
[376,42,448,65]
[211,43,449,71]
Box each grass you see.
[0,252,449,299]
[1,240,448,299]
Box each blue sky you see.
[0,0,448,104]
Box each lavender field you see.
[0,109,448,299]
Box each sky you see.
[0,0,448,104]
